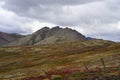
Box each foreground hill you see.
[0,32,24,46]
[5,26,87,46]
[0,39,120,80]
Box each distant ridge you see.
[0,32,24,46]
[4,26,87,46]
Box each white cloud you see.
[24,20,56,33]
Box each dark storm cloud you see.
[2,0,99,13]
[3,0,99,7]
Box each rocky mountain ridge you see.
[3,26,88,46]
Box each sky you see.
[0,0,120,41]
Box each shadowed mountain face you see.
[5,26,87,46]
[0,32,24,46]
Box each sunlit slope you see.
[0,39,120,79]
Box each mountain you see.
[0,26,119,80]
[5,26,87,46]
[0,32,24,46]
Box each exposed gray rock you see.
[4,26,87,46]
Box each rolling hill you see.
[0,39,120,80]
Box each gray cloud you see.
[2,0,120,25]
[0,0,120,41]
[2,0,100,15]
[0,6,33,34]
[0,25,26,34]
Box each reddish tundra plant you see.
[22,58,120,80]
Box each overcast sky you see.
[0,0,120,41]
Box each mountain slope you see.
[0,39,119,80]
[0,32,24,46]
[6,26,87,46]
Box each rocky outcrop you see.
[35,26,87,45]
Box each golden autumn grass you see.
[0,39,120,80]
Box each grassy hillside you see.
[0,39,120,80]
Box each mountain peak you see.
[41,26,50,30]
[3,26,88,46]
[51,26,61,30]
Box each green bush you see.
[52,76,63,80]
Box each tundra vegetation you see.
[0,40,120,80]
